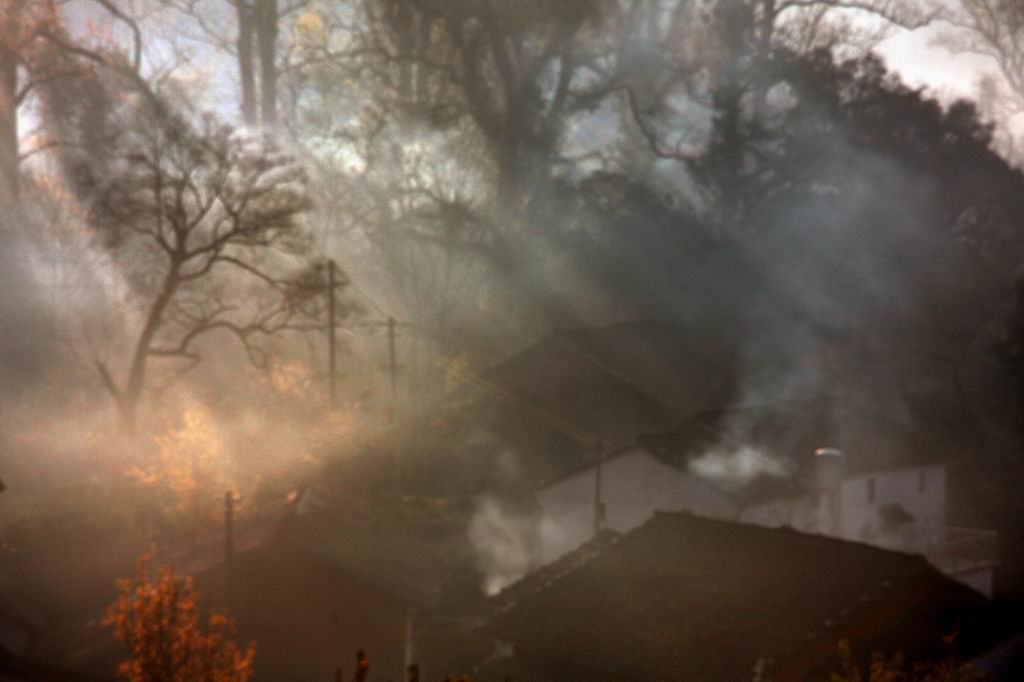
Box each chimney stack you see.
[814,448,844,537]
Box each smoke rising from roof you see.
[468,497,535,597]
[689,445,793,487]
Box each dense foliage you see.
[104,558,255,682]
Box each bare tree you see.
[332,1,633,221]
[947,0,1024,103]
[1,0,150,213]
[942,0,1024,162]
[1,0,66,211]
[154,0,309,126]
[0,1,24,211]
[73,91,327,429]
[618,0,938,221]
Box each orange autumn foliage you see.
[104,557,255,682]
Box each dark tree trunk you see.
[0,3,20,212]
[495,149,524,221]
[414,13,432,104]
[708,0,751,227]
[646,0,659,40]
[236,0,258,125]
[256,0,277,126]
[98,264,182,431]
[749,0,777,124]
[393,0,413,101]
[0,3,53,397]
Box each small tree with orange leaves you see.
[104,557,255,682]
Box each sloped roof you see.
[480,320,741,415]
[533,444,640,489]
[29,494,482,673]
[491,530,619,614]
[0,645,113,682]
[464,320,744,485]
[175,507,480,609]
[465,317,901,488]
[483,512,986,682]
[277,511,481,609]
[135,488,482,611]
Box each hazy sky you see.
[879,21,995,99]
[58,1,999,107]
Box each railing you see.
[877,525,999,576]
[928,526,999,576]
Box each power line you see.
[325,274,602,446]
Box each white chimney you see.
[815,448,844,537]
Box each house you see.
[207,509,493,681]
[478,512,991,682]
[28,502,488,682]
[533,397,999,595]
[534,445,737,564]
[453,315,902,491]
[0,644,112,681]
[456,320,744,486]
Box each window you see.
[919,470,927,493]
[867,477,876,503]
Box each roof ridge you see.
[490,530,620,614]
[551,331,681,411]
[649,510,934,562]
[533,444,642,489]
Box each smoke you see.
[0,183,353,528]
[467,497,535,596]
[688,445,792,487]
[0,228,52,398]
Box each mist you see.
[467,497,536,597]
[689,445,792,487]
[3,0,1024,679]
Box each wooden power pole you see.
[327,259,337,409]
[224,490,234,613]
[593,442,606,539]
[387,316,397,421]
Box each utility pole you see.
[593,442,606,538]
[327,259,337,409]
[224,490,234,613]
[387,316,398,421]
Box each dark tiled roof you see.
[476,318,941,489]
[463,320,750,485]
[279,512,480,609]
[533,444,639,489]
[30,504,483,677]
[484,512,986,682]
[480,320,740,415]
[0,645,113,682]
[145,497,481,610]
[491,530,620,613]
[547,321,742,411]
[171,505,481,609]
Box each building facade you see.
[533,446,996,595]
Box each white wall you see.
[839,464,945,546]
[536,454,952,577]
[536,466,600,565]
[741,496,818,532]
[535,448,737,564]
[948,566,993,598]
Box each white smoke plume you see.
[688,445,792,486]
[467,497,535,596]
